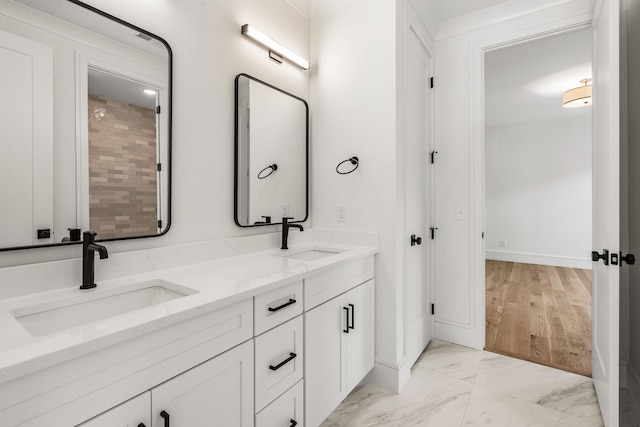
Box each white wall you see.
[0,0,310,267]
[485,118,592,269]
[309,0,403,385]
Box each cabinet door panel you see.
[304,296,346,427]
[76,391,150,427]
[151,340,253,427]
[345,280,375,391]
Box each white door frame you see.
[470,16,594,350]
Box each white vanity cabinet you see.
[304,257,375,427]
[77,392,150,427]
[151,340,254,427]
[254,280,305,426]
[77,337,254,427]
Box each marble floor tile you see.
[411,340,483,383]
[322,340,604,427]
[327,369,472,427]
[474,351,602,424]
[461,384,592,427]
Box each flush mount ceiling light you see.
[143,89,157,95]
[562,78,592,108]
[241,24,310,70]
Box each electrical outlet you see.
[282,203,289,217]
[499,240,507,248]
[336,205,346,222]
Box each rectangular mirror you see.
[234,74,308,227]
[0,0,171,250]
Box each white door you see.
[0,30,53,247]
[151,340,254,427]
[591,0,620,425]
[405,15,434,367]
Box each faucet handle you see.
[83,231,97,241]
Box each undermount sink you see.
[280,248,344,261]
[11,279,198,337]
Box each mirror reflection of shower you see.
[86,68,161,239]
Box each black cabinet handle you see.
[160,410,170,427]
[138,424,146,427]
[348,303,355,330]
[290,420,298,427]
[268,298,296,312]
[343,306,350,333]
[269,352,297,371]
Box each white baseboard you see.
[364,360,412,394]
[485,250,592,270]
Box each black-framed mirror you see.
[0,0,172,251]
[234,74,308,227]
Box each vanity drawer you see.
[304,255,374,310]
[255,316,304,411]
[256,380,304,427]
[255,280,303,335]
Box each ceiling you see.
[287,0,512,20]
[429,0,512,22]
[485,28,592,127]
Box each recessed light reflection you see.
[143,89,157,95]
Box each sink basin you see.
[281,248,344,261]
[11,279,198,337]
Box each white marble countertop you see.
[0,242,377,383]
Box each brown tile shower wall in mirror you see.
[234,74,308,227]
[0,0,172,251]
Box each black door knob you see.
[411,235,422,246]
[621,252,636,266]
[591,249,609,265]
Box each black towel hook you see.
[336,156,359,175]
[257,163,278,179]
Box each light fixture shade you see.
[241,24,310,70]
[562,79,592,108]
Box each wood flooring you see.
[485,260,593,377]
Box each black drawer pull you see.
[348,303,355,330]
[343,306,350,333]
[268,298,296,312]
[290,420,298,427]
[138,424,146,427]
[160,410,170,427]
[269,352,297,371]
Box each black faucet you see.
[81,231,109,290]
[281,217,304,250]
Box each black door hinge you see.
[430,227,438,240]
[430,77,434,88]
[430,151,438,164]
[157,220,163,228]
[431,304,435,315]
[156,105,161,114]
[157,163,162,172]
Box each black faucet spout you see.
[81,231,108,290]
[281,217,304,250]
